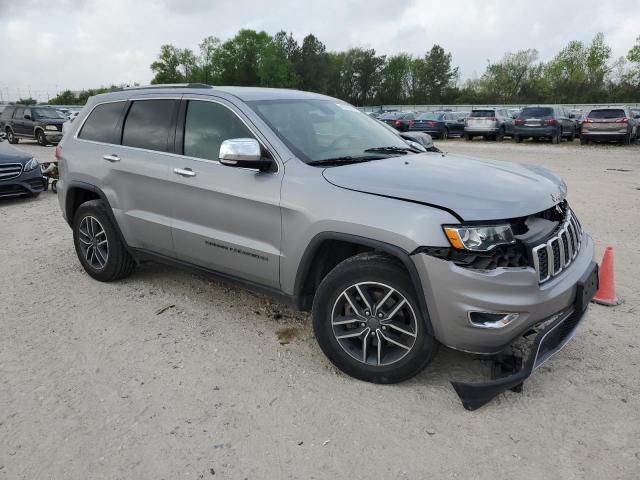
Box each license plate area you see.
[575,262,599,313]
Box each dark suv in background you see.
[464,108,514,141]
[514,106,576,144]
[1,106,66,146]
[409,111,466,139]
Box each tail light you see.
[55,144,62,161]
[514,119,525,125]
[394,120,401,126]
[583,118,593,123]
[616,117,629,123]
[488,117,496,121]
[544,118,558,125]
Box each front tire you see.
[72,200,136,282]
[6,129,18,144]
[312,253,437,384]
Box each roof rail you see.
[117,83,214,91]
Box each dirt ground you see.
[1,138,639,479]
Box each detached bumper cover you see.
[451,261,599,410]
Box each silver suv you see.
[57,85,598,409]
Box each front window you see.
[248,99,409,163]
[32,108,66,120]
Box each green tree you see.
[479,49,542,103]
[16,97,37,105]
[150,44,185,84]
[379,53,412,104]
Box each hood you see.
[321,153,566,221]
[0,143,32,164]
[37,118,65,125]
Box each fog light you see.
[468,311,520,329]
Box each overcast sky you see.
[1,0,639,101]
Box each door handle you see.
[173,167,196,177]
[103,154,120,162]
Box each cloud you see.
[0,0,639,102]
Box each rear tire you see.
[441,128,449,140]
[580,136,588,145]
[623,134,631,145]
[464,133,473,141]
[312,253,438,384]
[72,200,136,282]
[514,135,523,143]
[552,132,560,144]
[495,128,505,142]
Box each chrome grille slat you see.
[0,163,23,181]
[533,209,583,284]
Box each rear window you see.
[122,100,179,152]
[78,102,126,143]
[588,109,626,119]
[417,112,444,120]
[470,110,496,118]
[519,107,554,118]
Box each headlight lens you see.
[23,157,39,172]
[45,125,58,131]
[443,225,515,252]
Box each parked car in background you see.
[0,139,44,198]
[378,111,415,131]
[571,112,586,137]
[508,108,521,119]
[62,111,81,135]
[409,111,465,139]
[1,105,66,145]
[464,108,514,141]
[514,106,576,144]
[581,107,639,145]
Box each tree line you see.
[48,30,640,106]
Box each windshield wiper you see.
[307,155,387,166]
[364,146,421,154]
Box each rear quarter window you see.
[78,102,127,144]
[470,110,495,117]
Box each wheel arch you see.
[293,232,434,334]
[64,181,134,259]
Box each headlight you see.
[23,158,39,172]
[45,125,58,131]
[443,224,515,252]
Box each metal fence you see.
[358,103,640,113]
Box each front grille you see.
[0,163,23,181]
[532,209,583,283]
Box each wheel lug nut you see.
[360,322,366,327]
[378,313,384,318]
[381,325,387,330]
[365,311,370,316]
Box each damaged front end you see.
[451,261,599,411]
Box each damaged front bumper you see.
[451,261,599,410]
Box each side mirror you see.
[24,114,31,120]
[219,138,272,171]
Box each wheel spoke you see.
[94,246,107,267]
[342,291,365,318]
[379,331,411,351]
[332,315,361,326]
[376,331,382,365]
[354,284,373,312]
[374,287,395,314]
[85,245,94,263]
[383,298,406,321]
[336,327,369,340]
[386,323,416,338]
[78,236,92,245]
[362,331,370,363]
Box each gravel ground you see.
[1,138,639,479]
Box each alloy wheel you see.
[77,215,109,269]
[331,281,418,366]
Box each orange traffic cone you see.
[592,247,622,306]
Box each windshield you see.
[248,99,410,163]
[417,112,443,120]
[588,109,626,119]
[32,108,66,119]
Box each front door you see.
[167,97,283,289]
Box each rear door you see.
[76,96,179,257]
[12,107,26,136]
[167,96,283,289]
